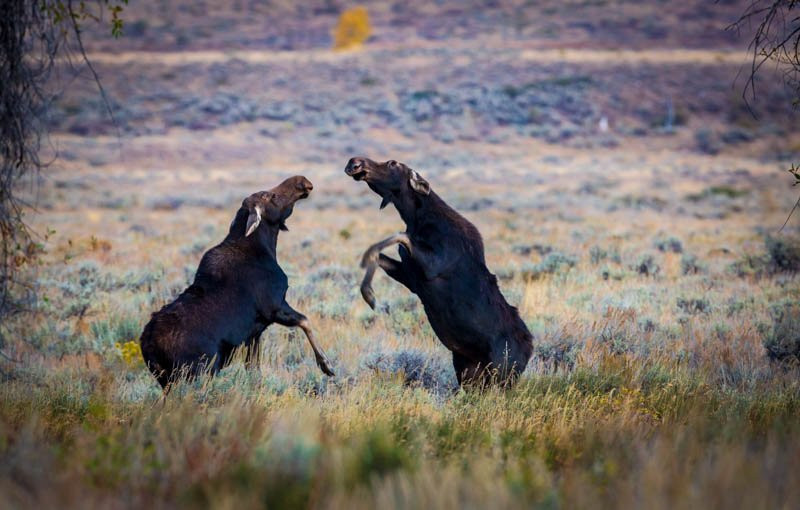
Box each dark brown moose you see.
[140,176,334,389]
[345,157,533,387]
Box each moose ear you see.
[409,170,430,196]
[245,204,263,237]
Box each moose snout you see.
[296,178,313,198]
[345,158,368,179]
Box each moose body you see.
[345,158,533,386]
[140,176,334,389]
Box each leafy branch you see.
[0,0,127,345]
[729,2,800,230]
[780,163,800,231]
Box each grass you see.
[1,350,799,509]
[9,160,798,507]
[4,36,800,506]
[3,236,800,508]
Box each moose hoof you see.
[316,354,335,377]
[361,285,377,310]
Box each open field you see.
[3,1,800,508]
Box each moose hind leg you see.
[274,303,335,377]
[244,336,262,370]
[146,359,172,390]
[216,341,236,371]
[452,352,488,388]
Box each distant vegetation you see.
[332,6,372,50]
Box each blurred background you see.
[42,0,797,221]
[29,0,799,375]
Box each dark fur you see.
[139,176,333,389]
[346,157,533,386]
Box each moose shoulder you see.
[345,157,533,386]
[139,176,334,390]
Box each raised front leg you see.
[274,303,335,376]
[360,233,414,309]
[360,256,379,310]
[360,254,416,310]
[360,233,413,269]
[378,254,417,292]
[360,232,459,308]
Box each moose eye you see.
[388,160,398,168]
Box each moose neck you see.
[252,225,280,259]
[226,207,250,240]
[225,207,280,258]
[393,190,437,233]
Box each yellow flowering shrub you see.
[333,7,371,50]
[115,340,143,368]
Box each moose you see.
[345,157,533,386]
[140,175,335,389]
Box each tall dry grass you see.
[3,136,799,508]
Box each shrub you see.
[720,128,754,145]
[638,317,658,333]
[615,194,667,211]
[359,295,428,336]
[725,296,756,317]
[589,245,607,265]
[676,297,711,315]
[115,340,144,368]
[729,253,770,278]
[332,7,371,50]
[654,236,683,253]
[680,254,705,275]
[127,19,148,38]
[357,309,378,329]
[694,128,720,155]
[632,254,660,277]
[363,349,455,392]
[495,265,515,281]
[730,236,800,278]
[596,312,638,354]
[600,266,626,281]
[533,334,579,371]
[763,301,800,364]
[91,315,142,352]
[765,235,800,272]
[687,186,748,202]
[512,243,553,256]
[307,264,359,285]
[520,252,577,280]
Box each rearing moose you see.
[140,176,335,390]
[345,157,533,386]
